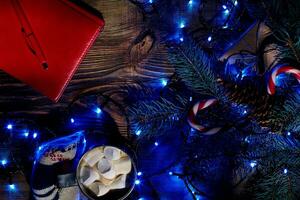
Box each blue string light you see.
[207,36,212,42]
[1,159,7,166]
[250,161,257,168]
[234,0,238,6]
[33,132,38,139]
[188,0,193,6]
[283,168,288,174]
[94,107,102,114]
[135,130,141,136]
[222,24,228,29]
[244,137,250,143]
[9,184,16,191]
[137,171,143,176]
[169,171,173,176]
[160,79,168,87]
[23,131,29,138]
[287,131,291,136]
[154,142,159,146]
[135,179,141,185]
[222,5,227,9]
[6,124,13,130]
[70,118,75,123]
[180,21,185,29]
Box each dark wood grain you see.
[0,0,174,133]
[0,1,174,199]
[0,173,30,200]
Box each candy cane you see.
[267,66,300,95]
[187,99,222,135]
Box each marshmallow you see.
[78,146,134,198]
[104,147,121,160]
[98,157,116,180]
[89,182,110,197]
[109,174,127,190]
[99,175,116,186]
[112,157,132,175]
[83,148,104,167]
[81,166,100,186]
[97,158,111,174]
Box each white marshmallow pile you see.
[78,146,132,197]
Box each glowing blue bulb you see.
[180,37,184,42]
[154,142,159,146]
[70,118,75,123]
[224,9,229,15]
[243,110,247,115]
[149,0,153,3]
[169,171,173,175]
[188,0,193,5]
[9,184,15,190]
[234,0,238,6]
[137,172,142,176]
[222,5,227,9]
[222,24,228,29]
[135,130,141,136]
[179,22,185,29]
[83,138,87,144]
[138,198,145,200]
[287,131,291,136]
[24,132,29,138]
[6,124,13,130]
[135,179,141,185]
[1,159,7,166]
[161,79,168,87]
[244,137,250,143]
[95,107,102,114]
[207,36,212,42]
[250,161,257,168]
[33,132,38,139]
[38,146,42,151]
[284,168,288,174]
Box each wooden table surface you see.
[0,0,259,199]
[0,0,174,199]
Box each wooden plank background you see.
[0,0,174,199]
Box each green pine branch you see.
[267,92,300,133]
[255,169,300,200]
[273,29,300,64]
[168,39,226,101]
[128,95,189,137]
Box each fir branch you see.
[267,92,300,133]
[128,95,189,137]
[255,169,300,200]
[245,134,300,200]
[273,31,300,64]
[168,40,226,101]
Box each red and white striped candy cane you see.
[267,66,300,95]
[187,99,222,135]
